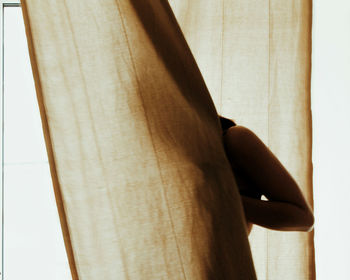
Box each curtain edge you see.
[19,1,79,279]
[308,0,316,279]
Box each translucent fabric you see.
[20,0,314,279]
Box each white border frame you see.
[0,1,21,278]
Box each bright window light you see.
[2,6,70,280]
[312,0,350,279]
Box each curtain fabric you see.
[169,1,314,279]
[20,0,314,279]
[20,0,257,279]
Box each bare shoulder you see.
[225,124,255,136]
[224,125,260,149]
[223,125,271,163]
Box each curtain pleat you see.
[170,1,314,279]
[20,0,261,279]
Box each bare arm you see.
[240,195,314,232]
[223,125,314,232]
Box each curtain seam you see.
[266,0,271,278]
[114,1,188,279]
[220,0,225,113]
[61,1,132,279]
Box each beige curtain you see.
[20,0,314,279]
[169,1,315,279]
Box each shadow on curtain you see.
[20,0,314,279]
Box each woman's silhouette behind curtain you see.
[20,0,314,279]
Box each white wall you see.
[3,7,71,280]
[312,1,350,279]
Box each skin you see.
[223,125,314,235]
